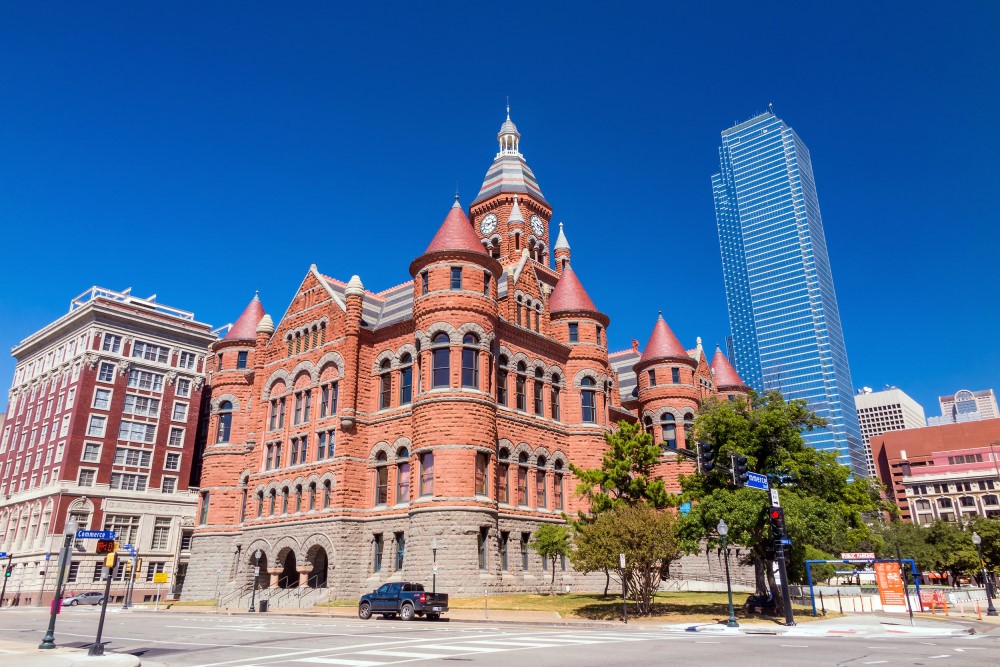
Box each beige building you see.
[855,387,925,478]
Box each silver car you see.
[64,592,105,606]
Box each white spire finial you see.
[506,96,510,120]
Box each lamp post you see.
[972,532,998,616]
[431,538,438,595]
[249,549,261,613]
[39,518,77,649]
[717,519,738,628]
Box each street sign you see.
[0,551,8,559]
[841,552,875,561]
[770,488,780,507]
[77,530,115,540]
[679,502,691,515]
[619,553,626,569]
[432,563,439,573]
[254,567,260,576]
[744,472,769,491]
[153,572,169,584]
[45,551,51,561]
[779,538,792,546]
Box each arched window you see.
[581,377,597,423]
[643,415,653,436]
[554,460,564,510]
[396,448,410,503]
[497,355,509,406]
[323,480,332,509]
[533,368,544,415]
[462,334,479,389]
[515,362,527,411]
[661,413,676,449]
[399,354,413,405]
[536,456,547,508]
[534,304,541,332]
[269,489,277,516]
[375,451,389,505]
[295,485,302,513]
[550,374,561,421]
[379,360,391,409]
[281,487,289,514]
[937,497,953,509]
[684,412,695,449]
[239,486,248,522]
[497,448,510,504]
[420,452,434,496]
[216,400,233,444]
[432,333,450,388]
[516,296,523,326]
[308,482,316,510]
[517,452,529,506]
[256,491,264,518]
[475,452,489,496]
[984,494,999,506]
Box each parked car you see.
[64,592,106,606]
[358,582,448,621]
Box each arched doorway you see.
[306,545,328,588]
[279,550,297,589]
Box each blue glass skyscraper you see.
[712,111,865,476]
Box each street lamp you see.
[431,538,438,595]
[971,532,998,616]
[249,549,261,613]
[39,518,77,649]
[717,519,738,628]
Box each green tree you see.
[968,517,1000,570]
[925,521,979,583]
[875,521,940,573]
[570,421,670,513]
[530,524,572,595]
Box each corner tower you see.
[634,313,700,449]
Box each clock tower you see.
[469,110,553,268]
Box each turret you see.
[710,346,750,401]
[633,312,700,448]
[554,222,571,274]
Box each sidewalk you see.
[0,640,139,667]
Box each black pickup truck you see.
[358,582,448,621]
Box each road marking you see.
[862,661,888,665]
[928,656,951,660]
[295,660,384,666]
[781,644,809,647]
[458,639,560,648]
[357,649,452,659]
[418,644,501,653]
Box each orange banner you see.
[874,561,906,608]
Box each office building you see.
[928,388,999,425]
[855,387,926,477]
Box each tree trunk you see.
[753,553,768,596]
[603,568,610,596]
[766,559,784,616]
[550,558,556,595]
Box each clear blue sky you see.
[1,2,997,416]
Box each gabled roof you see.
[549,264,598,313]
[638,313,688,363]
[710,347,747,388]
[320,275,413,331]
[225,293,266,340]
[424,200,487,256]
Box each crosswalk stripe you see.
[417,644,503,653]
[356,649,451,659]
[459,639,561,648]
[294,659,385,666]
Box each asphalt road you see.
[0,607,997,667]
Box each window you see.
[684,413,695,449]
[960,496,977,508]
[282,488,289,514]
[317,429,335,460]
[394,532,405,570]
[498,449,510,503]
[217,354,224,371]
[127,369,164,392]
[216,401,233,443]
[475,452,489,495]
[82,442,101,462]
[102,334,122,353]
[450,267,462,290]
[145,562,166,582]
[104,515,140,545]
[198,492,210,524]
[114,447,152,467]
[484,272,490,297]
[278,397,286,428]
[648,369,656,387]
[671,367,680,384]
[396,448,410,502]
[164,452,181,471]
[536,457,547,508]
[373,534,384,572]
[515,362,527,411]
[661,413,676,449]
[294,392,303,424]
[596,325,603,347]
[236,351,248,369]
[420,452,434,496]
[323,480,332,508]
[132,341,169,364]
[379,360,392,409]
[374,452,389,505]
[176,378,191,398]
[119,420,156,443]
[151,518,171,549]
[124,394,161,417]
[521,533,530,570]
[78,469,96,487]
[533,368,544,415]
[168,427,184,447]
[517,452,529,505]
[554,460,564,510]
[98,362,116,383]
[399,355,413,405]
[500,531,510,571]
[478,527,488,570]
[162,477,177,494]
[496,356,508,406]
[550,374,561,421]
[568,322,579,342]
[581,377,597,423]
[110,472,148,491]
[320,382,338,417]
[178,351,197,370]
[87,415,107,437]
[420,271,429,295]
[67,561,81,583]
[461,334,479,389]
[432,333,450,388]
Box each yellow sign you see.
[152,572,169,584]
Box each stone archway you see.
[306,545,328,588]
[249,552,269,591]
[278,550,298,589]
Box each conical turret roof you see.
[710,346,746,388]
[554,222,570,251]
[424,198,487,256]
[638,313,688,362]
[225,293,266,340]
[549,264,598,313]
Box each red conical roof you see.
[711,347,746,388]
[549,264,598,313]
[424,200,487,255]
[639,313,688,362]
[225,293,266,340]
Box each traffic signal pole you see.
[1,554,12,608]
[89,560,116,656]
[774,543,795,626]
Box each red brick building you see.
[185,114,750,604]
[0,287,215,606]
[872,419,1000,523]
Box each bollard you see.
[819,591,826,616]
[837,589,843,614]
[976,600,982,620]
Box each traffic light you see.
[96,539,116,555]
[768,506,786,538]
[124,560,132,573]
[699,442,716,474]
[104,552,118,569]
[134,558,143,580]
[733,455,749,486]
[3,566,10,578]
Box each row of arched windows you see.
[250,480,334,519]
[643,411,696,450]
[286,322,327,358]
[515,295,543,332]
[496,356,562,420]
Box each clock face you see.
[530,214,545,237]
[480,213,498,235]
